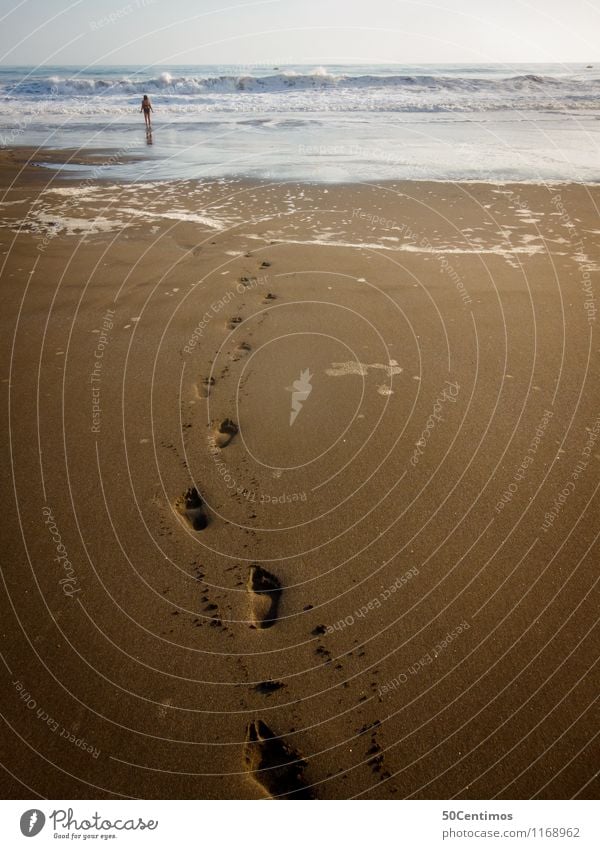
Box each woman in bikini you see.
[140,94,153,130]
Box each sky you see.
[0,0,598,66]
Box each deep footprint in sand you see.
[243,719,312,799]
[213,418,238,448]
[226,316,242,330]
[174,487,208,530]
[248,565,281,629]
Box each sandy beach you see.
[1,147,598,800]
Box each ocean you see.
[1,64,599,182]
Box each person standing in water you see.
[140,94,153,130]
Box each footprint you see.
[248,565,281,629]
[262,292,277,304]
[174,487,208,531]
[197,376,215,398]
[226,316,242,330]
[243,719,312,799]
[260,260,271,268]
[231,341,251,361]
[214,418,238,448]
[253,680,285,695]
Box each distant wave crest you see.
[6,70,599,96]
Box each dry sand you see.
[0,148,599,799]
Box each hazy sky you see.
[0,0,598,66]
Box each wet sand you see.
[1,148,599,799]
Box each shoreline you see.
[3,146,600,190]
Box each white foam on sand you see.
[84,205,230,230]
[4,202,232,236]
[159,210,227,228]
[326,362,403,377]
[244,233,547,258]
[45,186,104,198]
[3,212,127,235]
[112,206,230,229]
